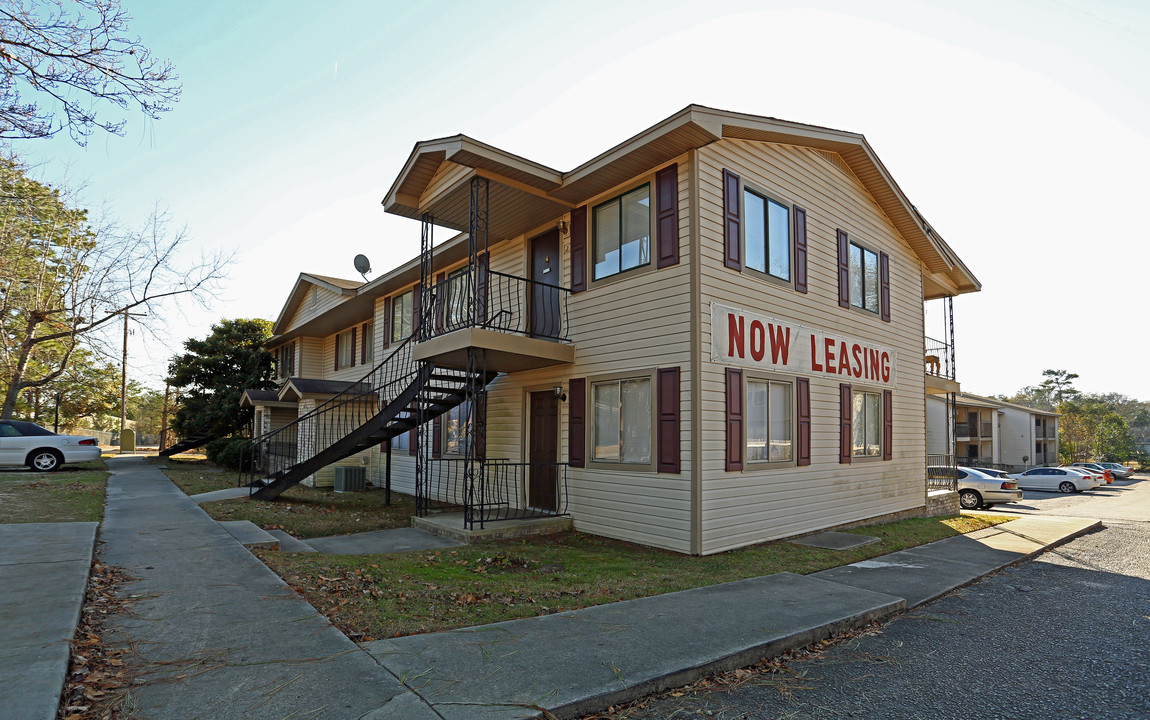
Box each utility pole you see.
[120,309,147,451]
[159,381,172,451]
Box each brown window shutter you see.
[412,285,422,336]
[797,377,811,466]
[725,368,743,471]
[407,401,417,456]
[360,323,368,365]
[475,392,487,461]
[837,230,850,308]
[657,367,680,473]
[883,389,893,460]
[880,252,891,323]
[655,164,679,269]
[839,383,853,464]
[793,206,808,293]
[435,271,446,333]
[568,378,586,467]
[382,296,392,350]
[723,169,742,270]
[289,342,295,376]
[432,413,442,458]
[570,207,587,293]
[350,326,357,367]
[333,336,339,371]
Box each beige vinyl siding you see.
[697,139,927,555]
[324,324,370,382]
[283,285,350,334]
[298,337,324,378]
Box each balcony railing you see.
[421,458,569,528]
[924,336,955,381]
[927,453,958,491]
[425,267,571,342]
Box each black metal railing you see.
[425,267,571,342]
[421,458,569,528]
[241,335,428,490]
[924,336,955,380]
[927,453,958,490]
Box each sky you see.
[12,0,1150,400]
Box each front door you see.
[528,390,559,512]
[530,229,561,338]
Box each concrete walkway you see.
[3,456,1103,720]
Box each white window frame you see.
[852,388,883,458]
[390,290,413,343]
[587,370,655,471]
[335,328,355,370]
[745,375,795,466]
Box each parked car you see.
[971,467,1012,480]
[0,420,101,471]
[1009,467,1094,493]
[950,466,1022,510]
[1064,465,1107,486]
[1069,462,1113,483]
[1097,462,1135,479]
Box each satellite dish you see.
[353,254,372,281]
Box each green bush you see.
[206,436,252,471]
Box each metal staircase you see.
[242,334,493,500]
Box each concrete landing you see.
[189,486,250,503]
[219,520,279,549]
[266,529,317,553]
[305,527,463,555]
[0,522,98,720]
[413,511,573,543]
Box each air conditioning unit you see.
[334,466,367,493]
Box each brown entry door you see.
[528,390,559,512]
[530,229,561,338]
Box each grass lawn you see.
[0,460,109,523]
[158,457,416,538]
[259,513,1013,642]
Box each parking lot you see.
[993,473,1149,522]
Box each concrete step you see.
[266,529,318,553]
[219,520,279,549]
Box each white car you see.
[1064,466,1105,488]
[0,420,102,471]
[953,466,1023,510]
[1009,467,1094,493]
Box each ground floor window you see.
[746,378,792,463]
[852,389,882,457]
[591,375,651,464]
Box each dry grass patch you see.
[0,461,108,523]
[260,514,1014,642]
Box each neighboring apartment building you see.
[927,392,1059,471]
[246,105,980,555]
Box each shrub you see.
[206,436,252,471]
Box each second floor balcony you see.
[413,265,575,373]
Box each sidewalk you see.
[4,455,1101,720]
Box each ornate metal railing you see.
[241,335,429,491]
[426,267,571,342]
[926,453,958,491]
[924,335,955,380]
[421,458,569,529]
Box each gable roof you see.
[270,272,365,339]
[383,104,979,297]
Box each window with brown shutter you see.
[839,383,852,464]
[382,296,392,350]
[657,367,680,473]
[350,326,357,367]
[432,414,442,458]
[725,368,743,471]
[655,164,679,269]
[570,207,587,293]
[797,377,811,466]
[883,389,893,460]
[794,206,808,294]
[412,285,422,336]
[723,169,741,270]
[837,229,851,308]
[568,378,586,467]
[880,252,891,323]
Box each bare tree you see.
[0,0,181,144]
[0,155,229,418]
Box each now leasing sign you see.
[710,303,897,386]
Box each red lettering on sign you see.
[811,335,823,372]
[838,341,851,375]
[881,352,891,382]
[769,324,791,365]
[728,314,744,358]
[750,320,766,362]
[869,349,880,381]
[852,343,863,378]
[824,337,837,374]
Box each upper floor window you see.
[361,322,374,365]
[336,328,356,369]
[849,241,880,314]
[744,188,790,282]
[593,185,650,280]
[390,290,412,343]
[276,342,295,379]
